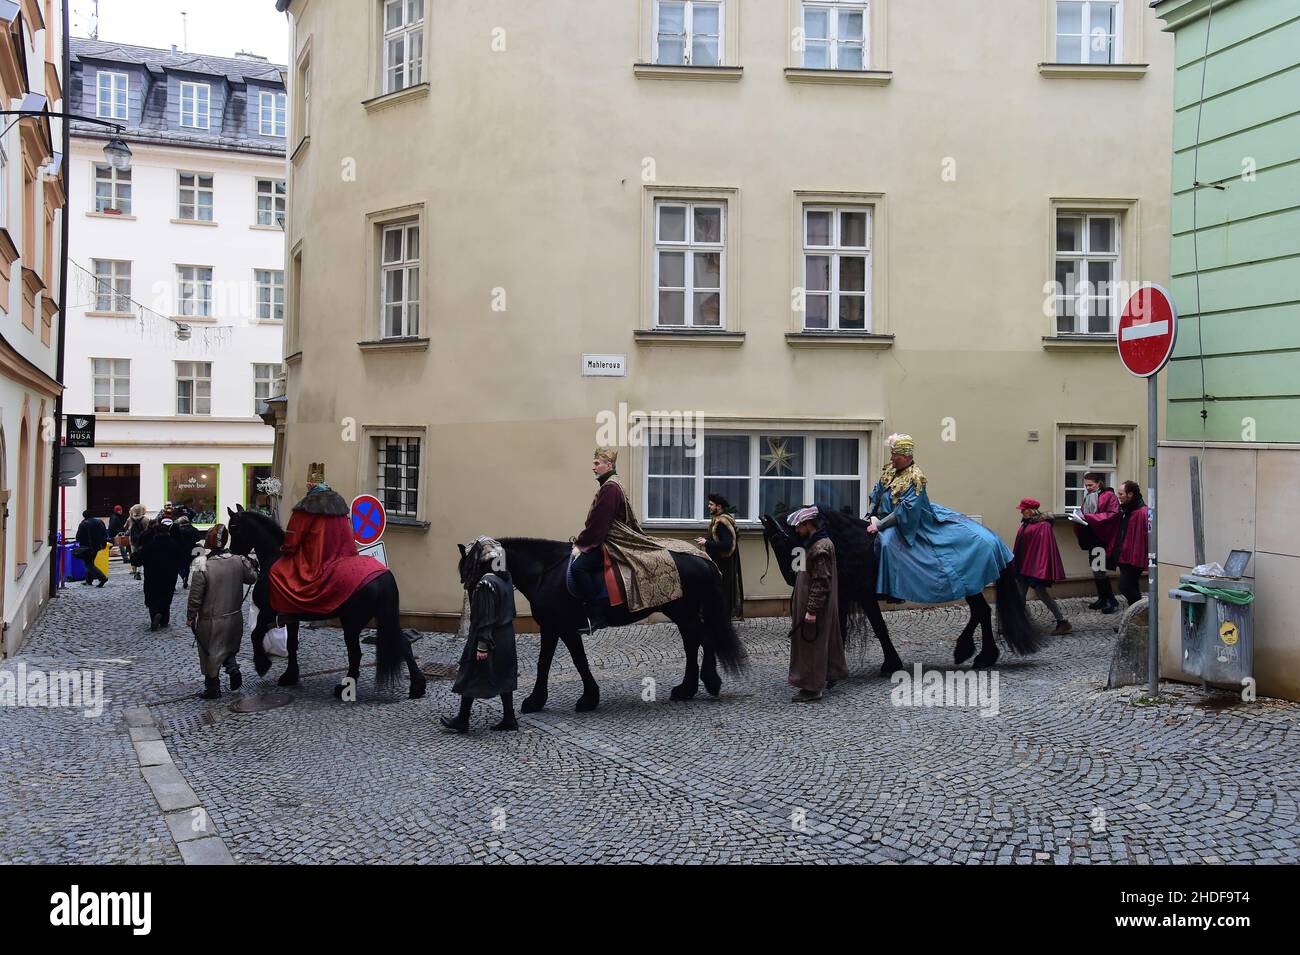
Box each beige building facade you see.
[272,0,1175,628]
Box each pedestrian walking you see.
[1012,498,1071,635]
[696,492,744,620]
[186,524,256,699]
[73,510,109,587]
[1111,481,1150,608]
[442,537,519,733]
[106,505,127,560]
[124,504,148,579]
[1070,472,1121,614]
[786,506,848,703]
[131,518,189,630]
[173,515,203,589]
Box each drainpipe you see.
[46,0,71,598]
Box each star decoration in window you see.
[761,437,797,476]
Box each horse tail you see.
[373,572,405,691]
[994,565,1041,655]
[701,573,747,675]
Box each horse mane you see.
[497,537,571,564]
[814,506,874,588]
[234,508,285,542]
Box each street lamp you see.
[0,106,132,172]
[102,136,132,172]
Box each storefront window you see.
[246,464,274,516]
[166,464,219,525]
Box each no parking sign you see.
[350,495,386,546]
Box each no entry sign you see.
[350,494,386,546]
[1117,284,1178,379]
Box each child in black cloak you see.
[442,537,519,733]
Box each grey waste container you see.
[1168,550,1254,691]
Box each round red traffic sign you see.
[1117,284,1178,378]
[350,494,386,545]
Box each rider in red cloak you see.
[269,484,387,615]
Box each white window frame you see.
[176,265,214,318]
[177,171,214,222]
[1054,211,1120,335]
[93,163,131,215]
[800,1,869,70]
[801,205,872,331]
[179,81,211,129]
[379,220,421,338]
[96,70,128,120]
[255,269,285,322]
[259,90,287,137]
[1,145,9,227]
[382,0,426,94]
[653,0,724,66]
[1054,1,1123,64]
[654,200,726,329]
[253,362,278,411]
[91,259,131,313]
[92,358,131,414]
[175,361,213,416]
[643,430,870,524]
[1063,434,1119,511]
[255,178,286,228]
[373,433,422,518]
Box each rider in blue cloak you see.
[866,433,1012,603]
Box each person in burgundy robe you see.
[1110,481,1150,608]
[1072,472,1120,614]
[269,484,387,616]
[1013,498,1071,636]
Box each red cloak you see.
[1112,504,1149,569]
[269,508,387,615]
[1013,519,1066,584]
[1073,488,1119,552]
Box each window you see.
[245,464,274,515]
[1064,436,1117,509]
[802,1,867,70]
[655,200,724,327]
[375,435,420,517]
[176,361,213,416]
[91,259,131,313]
[383,0,426,93]
[96,70,128,119]
[259,91,287,136]
[176,266,214,318]
[802,206,871,330]
[253,363,278,411]
[299,60,311,138]
[256,178,286,227]
[646,431,867,522]
[1055,212,1119,334]
[0,147,6,226]
[654,1,722,66]
[1055,1,1121,64]
[380,221,420,337]
[255,269,285,321]
[179,81,211,129]
[166,465,218,524]
[92,358,130,413]
[178,172,214,221]
[94,163,132,214]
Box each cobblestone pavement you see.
[3,562,1298,864]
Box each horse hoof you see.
[702,674,722,697]
[521,695,545,714]
[408,676,427,700]
[880,658,905,677]
[575,692,599,713]
[973,649,1000,669]
[253,656,271,677]
[954,634,976,665]
[278,671,299,687]
[670,683,697,701]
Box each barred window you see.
[376,436,421,517]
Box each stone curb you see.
[125,708,237,865]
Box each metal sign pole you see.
[1147,376,1159,696]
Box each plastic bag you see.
[1192,562,1226,577]
[265,625,289,657]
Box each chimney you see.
[170,44,177,54]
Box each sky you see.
[69,0,291,65]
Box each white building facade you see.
[62,40,285,528]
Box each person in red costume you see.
[1110,480,1150,609]
[269,483,387,616]
[1071,471,1121,615]
[1012,498,1071,636]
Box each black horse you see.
[760,507,1039,672]
[464,538,746,713]
[227,505,427,700]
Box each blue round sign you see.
[350,494,386,545]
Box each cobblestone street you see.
[2,563,1298,864]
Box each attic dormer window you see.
[259,91,286,137]
[180,81,211,129]
[97,71,128,121]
